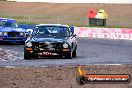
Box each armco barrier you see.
[74,27,132,40]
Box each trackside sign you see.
[75,27,132,40]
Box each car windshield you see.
[0,20,15,27]
[32,26,70,37]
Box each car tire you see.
[65,52,72,59]
[72,46,77,57]
[24,48,32,60]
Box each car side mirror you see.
[26,29,33,35]
[15,24,18,28]
[71,33,76,38]
[73,34,77,37]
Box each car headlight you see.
[26,42,32,47]
[0,32,2,36]
[20,32,24,36]
[25,32,29,37]
[63,43,69,48]
[4,32,7,36]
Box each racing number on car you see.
[42,52,52,55]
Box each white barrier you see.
[75,27,132,40]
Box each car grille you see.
[8,32,19,37]
[3,38,23,41]
[32,42,62,51]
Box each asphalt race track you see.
[0,38,132,66]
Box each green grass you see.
[18,21,37,25]
[0,0,7,1]
[0,0,16,2]
[0,15,131,28]
[0,15,27,19]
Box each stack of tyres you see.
[96,19,106,26]
[88,9,108,27]
[96,10,108,26]
[88,9,97,26]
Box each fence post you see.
[28,11,31,24]
[57,15,59,24]
[86,17,89,27]
[29,14,31,23]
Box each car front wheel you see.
[65,52,72,59]
[24,48,32,60]
[72,46,77,57]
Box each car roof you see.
[0,18,16,22]
[36,24,69,27]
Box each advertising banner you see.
[75,27,132,40]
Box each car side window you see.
[4,22,13,27]
[4,22,17,28]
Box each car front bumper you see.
[0,37,27,42]
[25,47,71,57]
